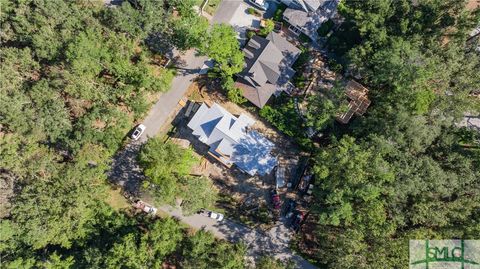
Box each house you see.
[281,0,340,40]
[235,32,301,108]
[336,80,371,124]
[187,102,277,176]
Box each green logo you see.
[410,240,480,269]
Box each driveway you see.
[141,49,208,140]
[109,49,208,193]
[213,0,262,45]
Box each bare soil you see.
[168,78,305,229]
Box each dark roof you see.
[236,32,300,108]
[283,0,339,39]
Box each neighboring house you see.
[281,0,340,40]
[235,32,301,108]
[336,80,371,124]
[187,102,277,176]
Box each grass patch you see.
[105,188,130,211]
[197,0,222,15]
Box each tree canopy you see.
[305,1,480,268]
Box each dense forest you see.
[0,0,260,268]
[1,0,479,268]
[308,0,480,268]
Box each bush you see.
[246,29,256,39]
[273,3,287,22]
[259,19,275,37]
[227,87,247,105]
[259,96,302,137]
[247,7,257,15]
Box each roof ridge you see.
[246,37,272,74]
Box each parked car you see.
[248,0,269,11]
[208,211,224,221]
[131,124,146,140]
[133,200,157,215]
[270,189,281,210]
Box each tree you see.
[180,176,218,215]
[138,138,198,203]
[199,24,245,92]
[257,256,294,269]
[305,83,349,131]
[227,87,247,105]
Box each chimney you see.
[248,38,261,50]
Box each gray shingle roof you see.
[283,0,339,40]
[236,32,300,108]
[187,103,277,175]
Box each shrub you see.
[273,3,287,21]
[246,29,256,39]
[299,33,311,43]
[227,87,247,105]
[259,19,275,36]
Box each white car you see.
[248,0,269,11]
[131,124,146,140]
[208,211,224,221]
[133,200,157,215]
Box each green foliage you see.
[199,24,245,79]
[180,176,218,215]
[181,229,247,269]
[227,87,248,105]
[273,3,287,22]
[168,1,209,51]
[259,95,304,137]
[304,1,480,268]
[139,138,199,203]
[139,138,198,180]
[259,19,275,36]
[138,138,218,214]
[102,0,166,40]
[0,2,241,268]
[257,256,294,269]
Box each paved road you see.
[141,49,207,140]
[110,49,207,193]
[161,205,317,269]
[109,2,318,268]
